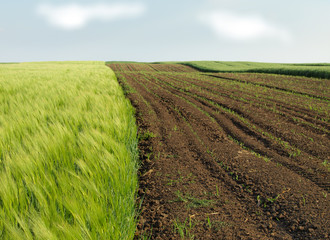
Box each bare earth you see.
[108,63,329,240]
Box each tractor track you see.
[108,63,330,240]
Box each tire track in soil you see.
[168,73,329,132]
[140,73,330,240]
[123,72,291,239]
[210,72,330,101]
[178,72,329,124]
[206,74,330,101]
[157,72,329,161]
[108,64,330,240]
[147,72,330,192]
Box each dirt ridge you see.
[108,63,329,240]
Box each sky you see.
[1,0,330,63]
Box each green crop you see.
[179,61,330,79]
[0,62,138,239]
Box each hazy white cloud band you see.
[37,3,146,30]
[200,11,292,43]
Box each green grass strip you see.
[0,62,138,239]
[180,61,330,79]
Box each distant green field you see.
[180,61,330,79]
[0,62,138,239]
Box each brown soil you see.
[108,63,330,240]
[210,72,329,100]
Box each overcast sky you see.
[1,0,329,63]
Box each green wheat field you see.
[1,61,329,239]
[0,62,138,239]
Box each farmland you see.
[0,62,138,239]
[108,62,329,239]
[180,61,330,79]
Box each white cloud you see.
[200,10,292,43]
[37,3,146,30]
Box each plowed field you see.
[108,63,329,240]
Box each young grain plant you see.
[0,62,138,239]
